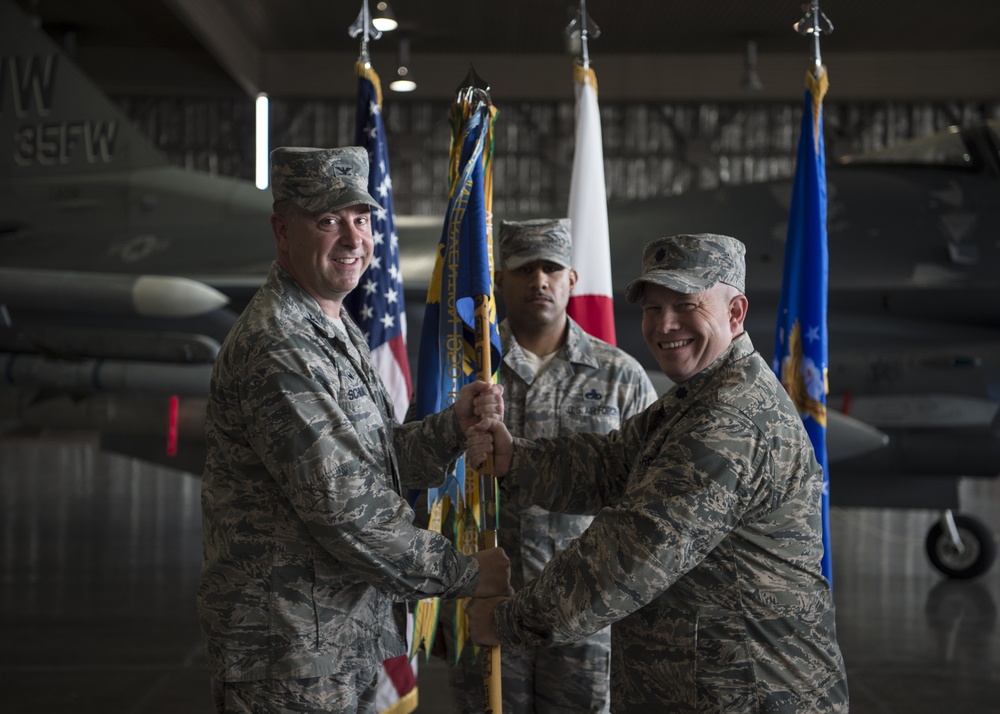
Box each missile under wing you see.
[0,0,275,472]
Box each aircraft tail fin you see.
[0,0,167,181]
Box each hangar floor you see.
[1,434,998,713]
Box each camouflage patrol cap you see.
[497,218,573,270]
[625,233,746,303]
[270,146,382,214]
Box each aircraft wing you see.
[0,1,274,473]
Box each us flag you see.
[345,63,413,422]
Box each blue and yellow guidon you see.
[412,95,500,661]
[415,98,500,426]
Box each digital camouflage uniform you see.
[493,331,849,713]
[198,262,481,697]
[447,316,657,713]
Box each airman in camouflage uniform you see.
[466,234,849,712]
[445,219,657,713]
[198,146,510,713]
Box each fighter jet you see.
[0,0,275,473]
[391,113,1000,576]
[604,118,1000,437]
[0,0,438,472]
[602,119,1000,578]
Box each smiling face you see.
[271,202,374,316]
[640,282,748,383]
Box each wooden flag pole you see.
[473,292,502,713]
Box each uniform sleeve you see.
[242,343,479,601]
[502,428,628,516]
[494,404,771,646]
[393,406,465,490]
[501,400,660,514]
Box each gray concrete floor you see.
[1,433,998,712]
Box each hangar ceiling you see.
[14,0,1000,101]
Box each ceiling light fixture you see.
[372,1,398,32]
[254,92,269,189]
[389,38,416,92]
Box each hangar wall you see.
[115,94,1000,217]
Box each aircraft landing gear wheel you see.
[925,513,996,579]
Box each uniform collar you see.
[499,316,599,371]
[269,262,363,347]
[667,331,754,400]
